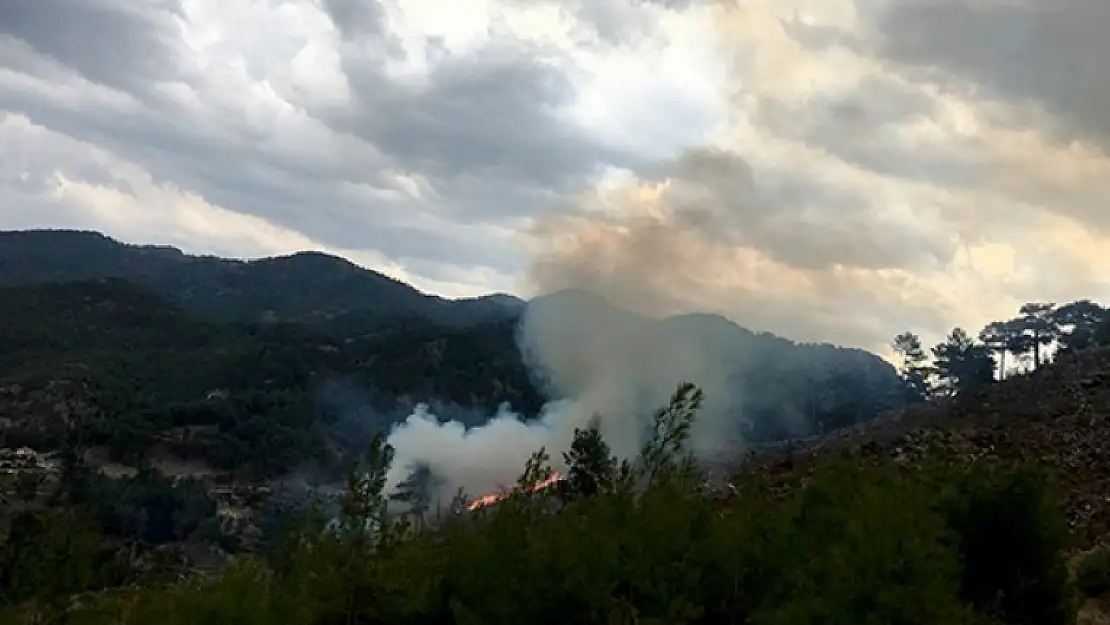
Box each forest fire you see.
[466,471,566,511]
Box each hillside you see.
[0,229,524,326]
[0,279,540,476]
[0,278,904,480]
[745,344,1110,549]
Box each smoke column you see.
[384,289,748,503]
[383,8,768,502]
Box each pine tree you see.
[892,331,932,401]
[932,328,995,397]
[638,382,703,488]
[561,421,618,500]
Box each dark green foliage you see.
[1075,547,1110,598]
[899,300,1110,401]
[4,383,1077,625]
[0,468,221,614]
[1095,317,1110,347]
[932,328,997,396]
[726,337,903,441]
[80,468,217,545]
[703,461,977,625]
[639,381,702,488]
[0,507,132,607]
[1016,303,1059,370]
[0,280,541,478]
[389,464,442,528]
[561,421,618,500]
[336,431,394,541]
[893,330,933,400]
[34,457,1069,625]
[938,462,1072,625]
[979,301,1110,377]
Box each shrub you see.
[939,461,1073,625]
[722,460,980,625]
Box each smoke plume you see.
[384,289,749,504]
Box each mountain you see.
[0,278,540,476]
[0,229,524,326]
[0,277,903,481]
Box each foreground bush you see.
[940,462,1072,625]
[7,384,1076,624]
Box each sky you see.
[1,0,1108,356]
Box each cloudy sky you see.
[1,0,1108,355]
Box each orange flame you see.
[466,472,565,511]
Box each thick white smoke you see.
[383,289,749,504]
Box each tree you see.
[388,463,442,531]
[337,432,394,545]
[892,331,932,401]
[932,328,995,397]
[54,415,91,505]
[561,420,618,500]
[1015,303,1058,370]
[638,382,703,488]
[1097,317,1110,348]
[893,332,926,370]
[1052,300,1108,354]
[978,321,1021,380]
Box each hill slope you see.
[0,279,903,478]
[0,229,523,325]
[746,344,1110,549]
[0,278,539,475]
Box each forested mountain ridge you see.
[0,278,903,478]
[0,229,524,326]
[0,278,540,477]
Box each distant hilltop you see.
[0,229,524,326]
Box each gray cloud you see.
[0,0,183,96]
[321,0,389,39]
[877,0,1110,149]
[329,40,647,206]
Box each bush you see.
[939,462,1073,625]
